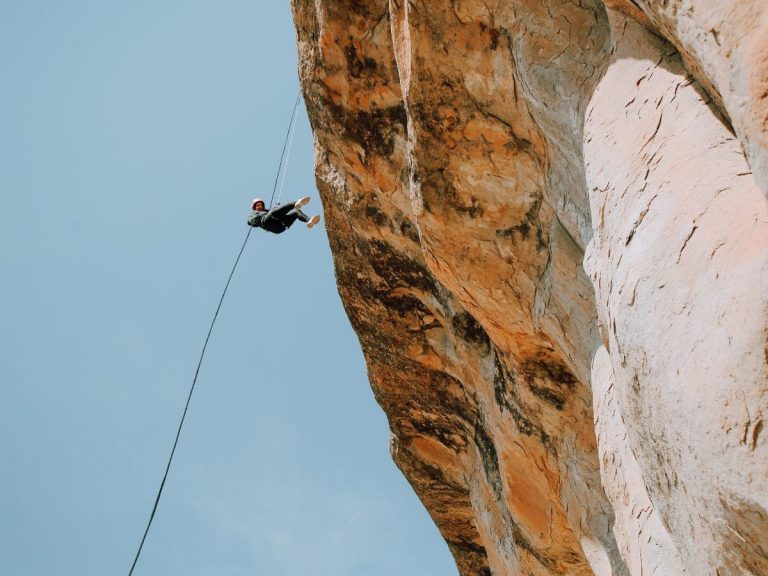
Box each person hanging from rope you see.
[247,196,321,234]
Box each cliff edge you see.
[290,1,768,574]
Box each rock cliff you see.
[289,1,768,574]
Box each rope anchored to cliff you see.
[268,93,301,211]
[127,93,302,576]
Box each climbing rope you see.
[273,104,298,208]
[127,92,302,575]
[268,92,302,210]
[127,226,251,576]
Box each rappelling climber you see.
[247,196,321,234]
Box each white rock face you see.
[291,1,768,574]
[585,12,768,575]
[591,346,688,575]
[612,0,768,197]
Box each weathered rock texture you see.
[290,1,768,574]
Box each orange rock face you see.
[290,1,768,574]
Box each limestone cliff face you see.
[289,1,768,574]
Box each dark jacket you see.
[247,210,288,234]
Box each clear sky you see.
[0,1,457,574]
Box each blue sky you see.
[0,1,456,574]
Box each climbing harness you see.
[127,92,302,576]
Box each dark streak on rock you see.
[455,198,485,218]
[493,353,516,412]
[493,352,555,451]
[381,292,430,317]
[489,27,501,50]
[368,239,438,293]
[326,101,407,158]
[345,38,378,79]
[495,196,547,252]
[412,417,468,453]
[364,204,389,227]
[510,521,559,570]
[451,311,491,355]
[400,218,421,244]
[474,424,503,496]
[528,384,566,410]
[521,355,578,391]
[518,354,576,411]
[450,536,488,559]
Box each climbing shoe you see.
[307,214,321,229]
[294,196,311,211]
